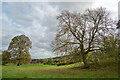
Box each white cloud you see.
[92,0,119,19]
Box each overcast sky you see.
[1,0,119,59]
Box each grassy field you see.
[2,62,119,78]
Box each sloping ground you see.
[2,62,118,78]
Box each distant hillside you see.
[31,53,82,64]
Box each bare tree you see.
[52,7,116,68]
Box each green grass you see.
[2,62,119,78]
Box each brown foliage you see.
[8,35,32,65]
[2,50,11,65]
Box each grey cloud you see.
[2,2,94,58]
[49,2,93,12]
[118,2,120,19]
[3,2,33,27]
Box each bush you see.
[42,58,48,64]
[43,62,47,64]
[57,61,68,66]
[2,50,11,65]
[47,58,53,65]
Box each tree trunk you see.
[17,62,20,66]
[82,53,89,69]
[17,58,20,66]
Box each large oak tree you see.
[8,35,32,66]
[52,7,116,68]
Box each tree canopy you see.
[8,35,32,65]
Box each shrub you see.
[2,50,11,65]
[47,58,53,65]
[42,58,48,64]
[57,61,68,66]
